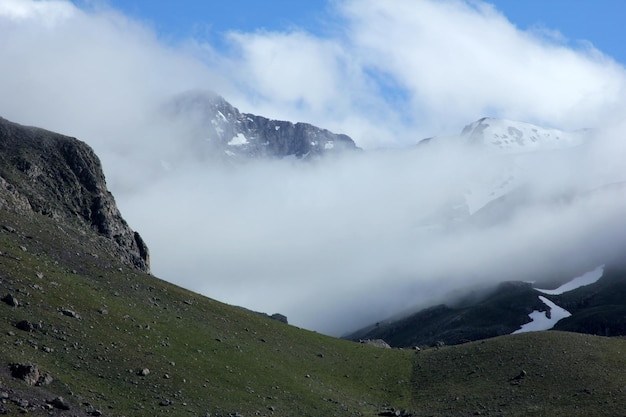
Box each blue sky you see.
[491,0,626,65]
[101,0,626,66]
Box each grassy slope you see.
[412,331,626,417]
[0,209,414,416]
[4,208,626,416]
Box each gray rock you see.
[9,363,53,386]
[9,363,39,386]
[360,339,392,349]
[60,308,80,319]
[270,313,288,324]
[0,116,150,272]
[1,294,19,307]
[48,396,70,410]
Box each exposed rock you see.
[164,90,358,161]
[270,313,288,324]
[251,309,289,324]
[15,320,36,332]
[510,369,527,382]
[378,408,413,417]
[1,294,19,307]
[0,116,149,272]
[60,308,80,319]
[47,396,70,410]
[359,339,392,349]
[138,368,150,376]
[9,363,52,386]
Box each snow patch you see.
[536,265,605,295]
[228,133,248,146]
[324,141,335,150]
[512,296,571,334]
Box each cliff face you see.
[0,117,149,272]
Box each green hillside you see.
[0,208,414,416]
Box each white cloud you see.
[2,0,626,335]
[336,0,626,134]
[0,0,74,24]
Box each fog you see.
[1,0,626,334]
[114,130,626,334]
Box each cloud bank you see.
[1,0,626,334]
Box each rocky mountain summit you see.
[0,117,149,272]
[164,90,358,160]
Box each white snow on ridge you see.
[462,118,585,155]
[228,133,249,146]
[324,141,335,150]
[536,265,605,295]
[513,296,571,334]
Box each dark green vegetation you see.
[0,208,414,416]
[412,331,626,417]
[4,216,626,417]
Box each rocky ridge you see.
[0,117,149,272]
[164,90,358,160]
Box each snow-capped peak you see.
[461,117,585,154]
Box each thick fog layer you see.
[1,0,626,334]
[117,130,626,334]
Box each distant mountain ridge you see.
[164,90,358,161]
[346,261,626,348]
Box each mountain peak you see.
[164,90,358,160]
[460,117,585,153]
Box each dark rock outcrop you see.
[0,117,149,272]
[9,363,52,386]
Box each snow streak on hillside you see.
[513,266,605,334]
